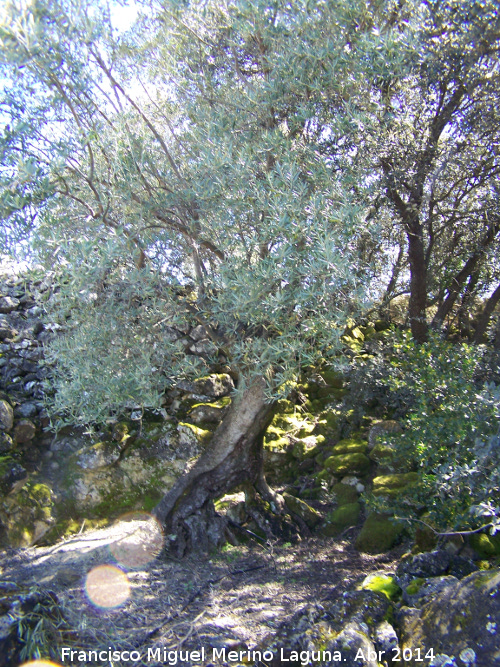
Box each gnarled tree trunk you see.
[153,376,284,557]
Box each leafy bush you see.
[359,333,500,534]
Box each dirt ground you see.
[0,515,407,666]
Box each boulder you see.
[355,513,405,554]
[177,373,234,398]
[76,441,121,469]
[323,502,361,536]
[324,452,371,476]
[331,437,368,455]
[372,472,418,496]
[0,297,20,314]
[0,401,14,432]
[283,492,323,529]
[402,574,458,608]
[395,550,477,589]
[12,419,36,443]
[188,399,229,424]
[0,433,13,454]
[398,569,500,667]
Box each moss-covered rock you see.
[361,573,401,601]
[331,482,359,506]
[188,397,230,424]
[319,369,344,389]
[283,492,323,529]
[469,532,500,558]
[323,502,361,536]
[331,437,368,455]
[324,452,371,477]
[372,472,419,496]
[398,569,500,666]
[313,408,342,438]
[0,398,14,432]
[0,481,55,546]
[177,421,213,447]
[178,373,234,398]
[355,513,405,554]
[292,436,322,460]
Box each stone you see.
[355,513,405,554]
[0,325,17,341]
[403,575,458,608]
[0,297,19,314]
[189,324,207,341]
[188,400,229,424]
[0,401,14,432]
[398,569,500,667]
[0,433,13,454]
[188,339,217,355]
[12,419,36,443]
[469,532,500,558]
[331,482,359,506]
[331,437,368,455]
[372,472,419,496]
[177,422,212,449]
[75,441,121,469]
[374,620,399,655]
[324,502,361,535]
[361,572,401,601]
[327,620,380,667]
[0,461,27,495]
[395,550,452,589]
[14,402,38,419]
[324,452,371,476]
[283,492,323,529]
[178,373,234,398]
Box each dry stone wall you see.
[0,270,235,548]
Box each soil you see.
[0,515,407,666]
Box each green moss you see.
[283,492,323,529]
[324,452,371,476]
[292,438,319,460]
[470,532,500,557]
[178,421,213,443]
[361,574,401,601]
[0,455,15,477]
[323,502,361,535]
[331,437,368,455]
[275,399,296,414]
[405,577,425,596]
[331,483,359,505]
[190,396,231,411]
[264,435,290,450]
[372,472,419,496]
[370,441,396,462]
[30,483,52,505]
[313,409,342,438]
[355,513,405,554]
[319,370,344,389]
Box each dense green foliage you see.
[1,0,499,532]
[361,334,500,533]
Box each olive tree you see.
[0,0,416,553]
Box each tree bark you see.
[407,223,429,343]
[474,281,500,344]
[153,376,280,557]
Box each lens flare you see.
[109,511,164,568]
[85,564,130,608]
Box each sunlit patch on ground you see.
[85,564,130,608]
[109,512,164,568]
